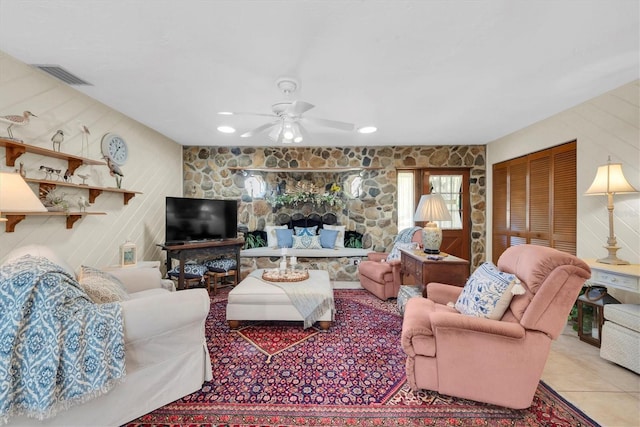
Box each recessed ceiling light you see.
[357,126,377,134]
[217,126,236,134]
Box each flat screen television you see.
[165,197,238,244]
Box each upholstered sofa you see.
[2,245,212,426]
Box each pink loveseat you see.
[401,244,590,409]
[358,229,422,300]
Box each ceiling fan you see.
[218,77,356,143]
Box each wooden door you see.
[419,169,470,261]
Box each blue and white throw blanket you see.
[387,226,423,261]
[0,255,125,424]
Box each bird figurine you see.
[77,173,91,185]
[51,129,64,151]
[104,156,124,188]
[0,111,37,140]
[77,196,90,213]
[78,123,90,157]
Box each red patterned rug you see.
[126,289,599,427]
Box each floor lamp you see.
[414,193,452,254]
[0,171,47,223]
[585,157,638,265]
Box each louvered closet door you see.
[492,141,576,262]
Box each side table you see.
[399,248,470,297]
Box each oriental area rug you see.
[126,289,599,427]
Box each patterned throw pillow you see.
[168,263,208,279]
[78,265,130,304]
[319,228,339,249]
[265,225,288,248]
[323,225,346,249]
[292,235,322,249]
[294,226,318,236]
[204,258,237,273]
[454,262,523,320]
[275,228,294,248]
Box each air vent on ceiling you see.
[31,64,92,85]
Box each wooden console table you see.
[158,239,244,290]
[400,248,470,296]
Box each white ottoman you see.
[226,269,334,330]
[600,304,640,374]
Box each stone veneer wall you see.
[183,145,486,280]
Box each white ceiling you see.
[0,0,638,147]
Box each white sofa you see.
[3,245,213,426]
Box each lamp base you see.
[423,248,440,255]
[597,245,630,265]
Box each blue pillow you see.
[319,228,339,249]
[276,228,294,248]
[294,226,317,236]
[204,258,237,273]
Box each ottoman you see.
[397,285,423,315]
[226,269,334,330]
[600,304,640,373]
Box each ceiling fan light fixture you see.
[217,125,236,134]
[357,126,377,134]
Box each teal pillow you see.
[319,228,339,249]
[276,228,294,248]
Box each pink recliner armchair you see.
[358,228,423,300]
[401,244,590,409]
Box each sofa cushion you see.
[455,262,522,320]
[78,265,130,304]
[319,228,339,249]
[275,228,294,248]
[204,258,237,273]
[168,263,208,279]
[292,235,322,249]
[265,225,287,248]
[323,224,346,249]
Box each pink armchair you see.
[401,244,590,409]
[358,228,423,300]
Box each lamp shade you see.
[414,194,452,222]
[0,172,48,221]
[585,162,637,195]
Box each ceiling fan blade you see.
[218,111,277,118]
[302,116,355,131]
[286,101,315,116]
[240,120,279,138]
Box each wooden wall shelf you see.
[3,211,106,232]
[0,138,105,174]
[25,178,142,205]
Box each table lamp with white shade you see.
[585,157,638,265]
[414,193,452,254]
[0,171,48,223]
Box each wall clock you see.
[101,133,129,166]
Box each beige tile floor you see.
[543,326,640,427]
[337,281,639,426]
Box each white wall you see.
[486,80,639,302]
[0,51,183,270]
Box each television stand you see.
[158,238,244,290]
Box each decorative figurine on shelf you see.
[51,129,64,152]
[0,111,37,140]
[104,156,124,188]
[42,188,69,212]
[62,169,72,183]
[39,165,60,181]
[77,196,90,213]
[18,162,26,178]
[78,123,90,158]
[77,173,90,186]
